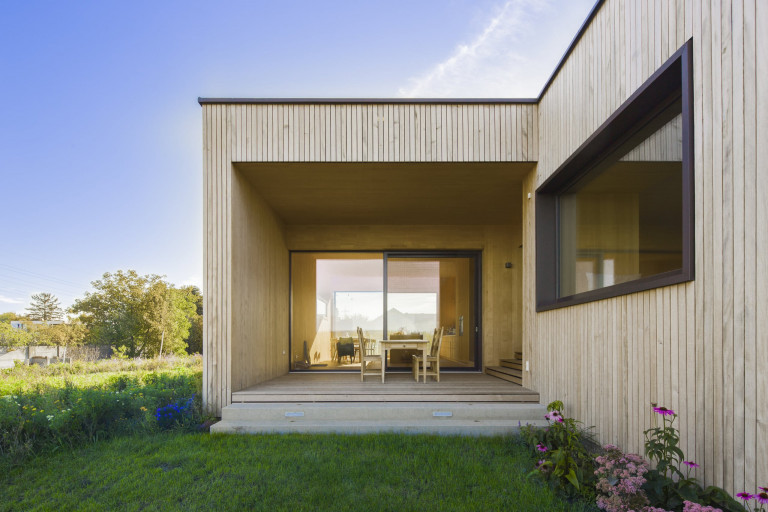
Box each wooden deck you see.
[231,372,539,403]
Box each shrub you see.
[0,356,204,469]
[594,444,651,511]
[642,406,745,512]
[521,400,598,500]
[155,395,201,431]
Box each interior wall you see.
[526,0,768,493]
[230,168,290,397]
[286,224,522,367]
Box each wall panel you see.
[527,0,767,493]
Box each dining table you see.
[378,339,431,383]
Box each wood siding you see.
[525,0,767,494]
[220,103,537,163]
[203,103,536,415]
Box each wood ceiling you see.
[236,162,533,226]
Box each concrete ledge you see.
[211,418,549,436]
[211,402,548,435]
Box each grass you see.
[0,357,598,510]
[0,356,203,466]
[1,432,598,512]
[0,355,202,396]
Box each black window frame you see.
[536,38,694,312]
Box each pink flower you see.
[682,502,723,512]
[756,491,768,504]
[653,406,676,416]
[682,460,699,468]
[737,492,754,501]
[536,443,548,452]
[759,486,768,492]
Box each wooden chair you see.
[336,337,355,364]
[412,327,443,382]
[358,327,382,381]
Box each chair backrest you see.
[430,327,444,358]
[356,327,368,355]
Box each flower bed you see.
[521,401,764,512]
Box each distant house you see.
[10,320,63,330]
[2,320,65,368]
[199,0,767,495]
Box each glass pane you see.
[558,107,683,297]
[387,257,476,368]
[291,253,383,370]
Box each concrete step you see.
[486,366,523,385]
[211,402,547,435]
[211,418,549,435]
[499,358,523,370]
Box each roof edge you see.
[537,0,605,99]
[197,97,538,105]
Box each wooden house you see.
[200,0,767,494]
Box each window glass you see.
[558,110,683,297]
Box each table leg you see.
[422,346,428,383]
[381,349,386,383]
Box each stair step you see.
[514,352,523,359]
[211,418,549,435]
[486,366,523,385]
[499,358,522,370]
[221,402,544,422]
[212,402,547,435]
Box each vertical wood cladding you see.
[202,102,537,415]
[527,0,766,494]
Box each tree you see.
[0,322,32,350]
[0,312,23,324]
[26,293,63,321]
[70,270,197,358]
[183,286,203,354]
[29,320,88,357]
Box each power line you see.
[0,263,85,288]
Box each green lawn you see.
[1,431,597,512]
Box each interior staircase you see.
[485,352,524,385]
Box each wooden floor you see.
[231,372,539,403]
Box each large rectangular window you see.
[558,109,683,296]
[536,39,694,310]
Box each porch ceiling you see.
[236,162,533,225]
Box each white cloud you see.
[181,275,202,289]
[399,0,558,98]
[0,295,25,305]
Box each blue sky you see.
[0,0,595,313]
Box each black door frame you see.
[383,250,482,372]
[288,249,483,372]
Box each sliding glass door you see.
[385,254,478,369]
[290,251,480,371]
[290,252,383,370]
